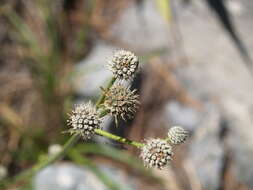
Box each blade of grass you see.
[69,149,122,190]
[0,135,80,189]
[156,0,172,22]
[3,7,43,58]
[75,143,162,182]
[0,76,118,189]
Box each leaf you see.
[205,0,253,70]
[2,7,43,58]
[75,143,162,182]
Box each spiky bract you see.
[103,84,139,121]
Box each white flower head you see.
[108,50,139,80]
[140,138,173,169]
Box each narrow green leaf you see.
[69,149,121,190]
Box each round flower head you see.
[140,139,173,169]
[167,126,188,145]
[108,50,139,80]
[67,102,102,140]
[103,84,139,121]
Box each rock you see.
[221,98,253,188]
[110,0,169,52]
[165,101,201,131]
[188,104,224,190]
[170,1,253,187]
[226,0,244,16]
[34,163,137,190]
[73,42,116,97]
[164,98,225,190]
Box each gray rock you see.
[110,0,170,52]
[165,1,253,188]
[73,42,116,97]
[165,101,201,131]
[173,1,253,188]
[221,98,253,188]
[34,163,137,190]
[189,104,224,190]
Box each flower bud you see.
[168,126,188,145]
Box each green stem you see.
[1,77,118,189]
[96,77,116,108]
[0,135,80,188]
[1,75,144,189]
[95,129,144,148]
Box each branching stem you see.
[0,76,143,189]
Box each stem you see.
[1,77,118,189]
[96,77,116,108]
[95,129,144,148]
[0,135,80,188]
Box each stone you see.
[73,42,115,97]
[34,163,137,190]
[188,104,224,190]
[165,101,201,131]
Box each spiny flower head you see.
[108,50,139,80]
[103,84,139,121]
[140,138,173,169]
[67,102,102,140]
[167,126,188,145]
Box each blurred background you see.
[1,0,253,190]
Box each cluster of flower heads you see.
[67,49,189,170]
[140,126,188,169]
[68,50,139,140]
